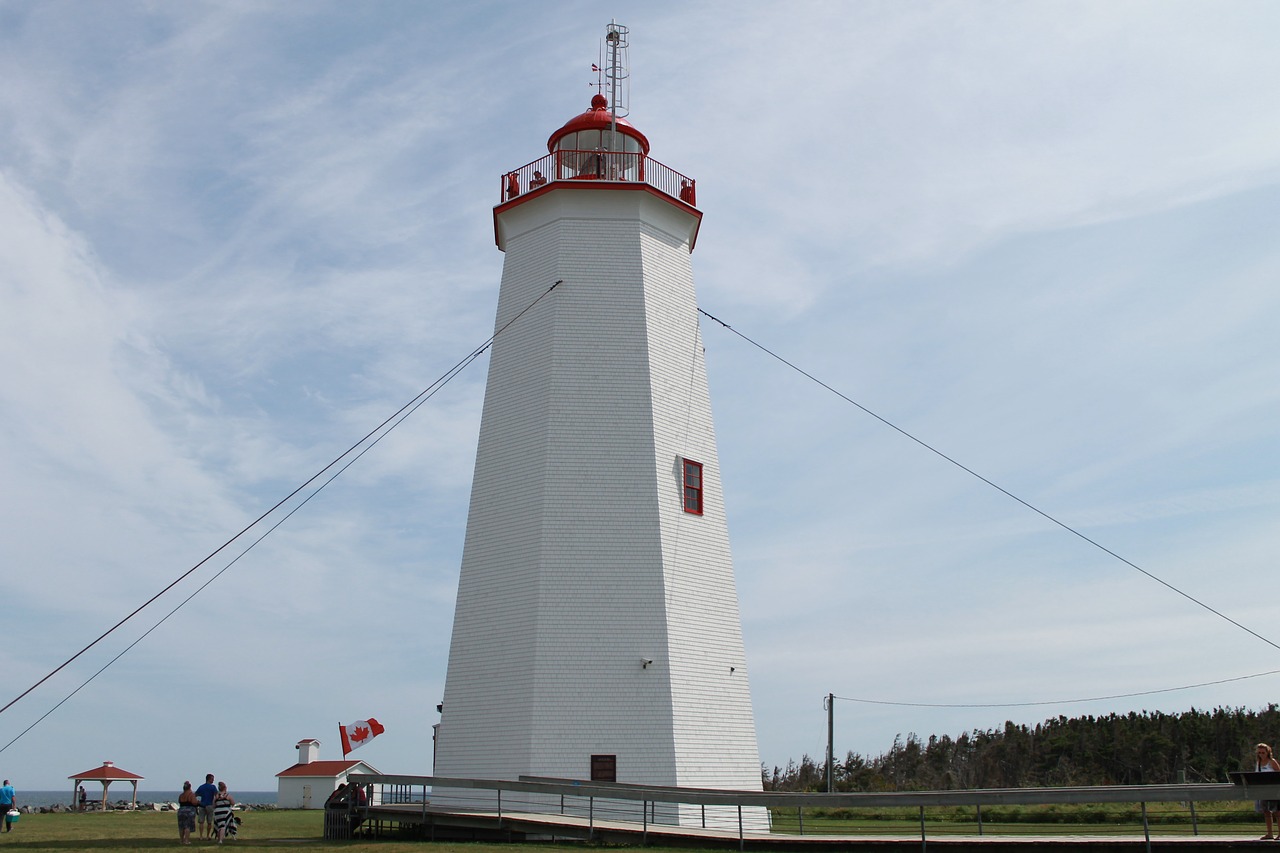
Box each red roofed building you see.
[275,739,380,809]
[68,760,144,810]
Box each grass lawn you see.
[769,802,1264,838]
[4,805,1265,850]
[0,809,592,852]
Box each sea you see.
[19,790,278,807]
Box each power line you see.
[833,668,1280,710]
[697,307,1280,654]
[0,279,563,731]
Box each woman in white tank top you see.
[1255,743,1280,839]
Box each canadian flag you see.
[339,718,385,756]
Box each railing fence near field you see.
[330,772,1280,849]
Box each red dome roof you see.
[547,94,650,155]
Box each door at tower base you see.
[435,119,766,831]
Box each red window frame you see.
[682,459,703,515]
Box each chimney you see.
[295,739,320,765]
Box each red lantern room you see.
[498,94,696,212]
[547,93,649,181]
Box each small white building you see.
[275,739,380,809]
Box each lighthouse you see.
[434,24,765,827]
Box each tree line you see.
[763,705,1280,791]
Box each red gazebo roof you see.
[69,761,144,782]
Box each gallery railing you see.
[500,151,695,206]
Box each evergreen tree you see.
[762,705,1280,791]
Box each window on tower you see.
[682,459,703,515]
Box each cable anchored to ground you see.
[696,307,1280,654]
[0,280,564,738]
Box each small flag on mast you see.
[340,718,385,756]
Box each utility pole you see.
[825,692,835,793]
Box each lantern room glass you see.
[554,129,643,181]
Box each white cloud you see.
[1,0,1279,791]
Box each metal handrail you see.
[350,772,1280,809]
[500,151,695,206]
[348,773,1280,842]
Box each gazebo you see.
[69,761,144,810]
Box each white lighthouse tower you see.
[434,25,764,827]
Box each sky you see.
[2,0,1279,793]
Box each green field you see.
[770,802,1263,837]
[0,803,1267,851]
[0,809,520,852]
[0,808,615,852]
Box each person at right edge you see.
[1255,743,1280,839]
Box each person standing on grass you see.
[213,781,236,843]
[195,773,218,839]
[0,779,15,832]
[1256,743,1280,839]
[177,781,199,846]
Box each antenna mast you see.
[603,21,630,152]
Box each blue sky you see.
[2,1,1279,791]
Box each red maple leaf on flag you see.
[340,717,384,755]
